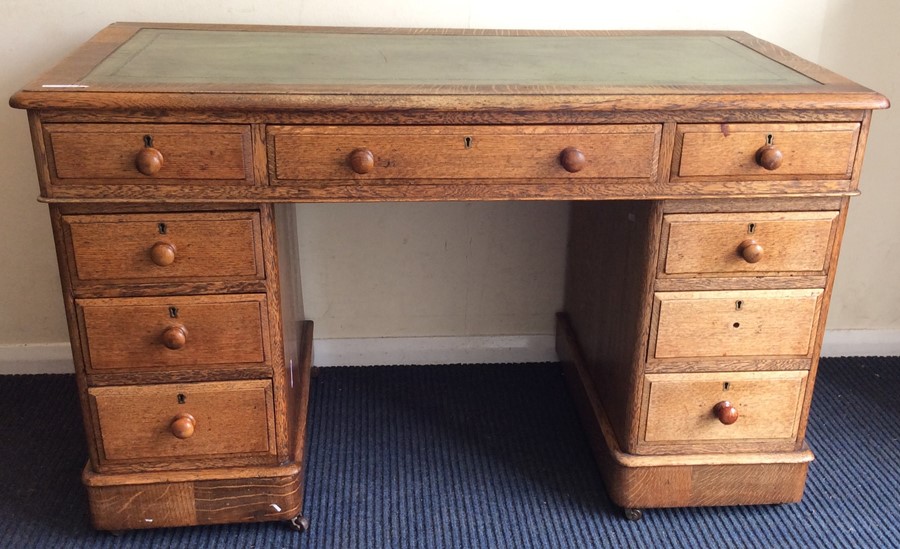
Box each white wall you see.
[1,1,897,367]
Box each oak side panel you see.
[48,204,104,471]
[272,203,309,461]
[259,203,291,462]
[794,197,852,446]
[563,200,662,452]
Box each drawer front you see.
[44,124,254,184]
[88,380,275,464]
[651,289,823,359]
[77,294,270,371]
[661,211,839,276]
[269,125,661,182]
[674,123,859,179]
[642,371,808,443]
[63,211,265,283]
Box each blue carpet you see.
[0,358,898,548]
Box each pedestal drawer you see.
[650,289,823,359]
[62,211,265,284]
[641,371,808,444]
[661,211,838,276]
[88,380,276,466]
[77,294,271,372]
[44,123,254,184]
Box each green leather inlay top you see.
[85,29,818,89]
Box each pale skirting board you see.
[2,331,899,374]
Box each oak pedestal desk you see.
[10,23,888,532]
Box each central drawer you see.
[76,294,271,372]
[650,289,823,359]
[268,125,661,183]
[88,380,276,467]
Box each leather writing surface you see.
[84,29,817,88]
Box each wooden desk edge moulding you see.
[9,22,888,532]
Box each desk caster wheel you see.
[623,508,644,521]
[289,514,310,533]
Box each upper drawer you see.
[660,211,839,276]
[88,380,276,469]
[651,289,823,360]
[43,124,255,185]
[672,123,860,180]
[77,294,271,372]
[62,211,265,284]
[268,125,661,183]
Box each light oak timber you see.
[11,23,888,528]
[849,112,874,192]
[83,463,303,531]
[81,319,313,529]
[563,200,662,452]
[87,380,277,468]
[659,211,839,277]
[654,276,829,292]
[31,108,873,126]
[260,203,293,463]
[35,179,863,203]
[75,294,271,372]
[273,204,309,460]
[556,314,812,508]
[62,211,266,284]
[644,358,811,374]
[268,125,661,183]
[794,197,852,446]
[71,280,269,299]
[86,366,274,387]
[639,371,808,449]
[43,123,255,185]
[672,123,860,180]
[661,196,844,213]
[48,203,105,470]
[649,289,824,360]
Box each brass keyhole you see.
[143,134,154,148]
[169,306,179,318]
[735,300,744,310]
[464,136,473,149]
[766,134,774,146]
[177,393,186,404]
[748,223,756,234]
[723,382,731,391]
[158,222,168,235]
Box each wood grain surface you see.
[63,211,265,283]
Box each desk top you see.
[10,23,888,112]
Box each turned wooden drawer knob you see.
[170,413,196,439]
[738,239,764,263]
[713,401,739,425]
[559,147,587,173]
[149,242,176,266]
[755,144,783,171]
[348,148,375,174]
[135,147,165,176]
[162,325,187,350]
